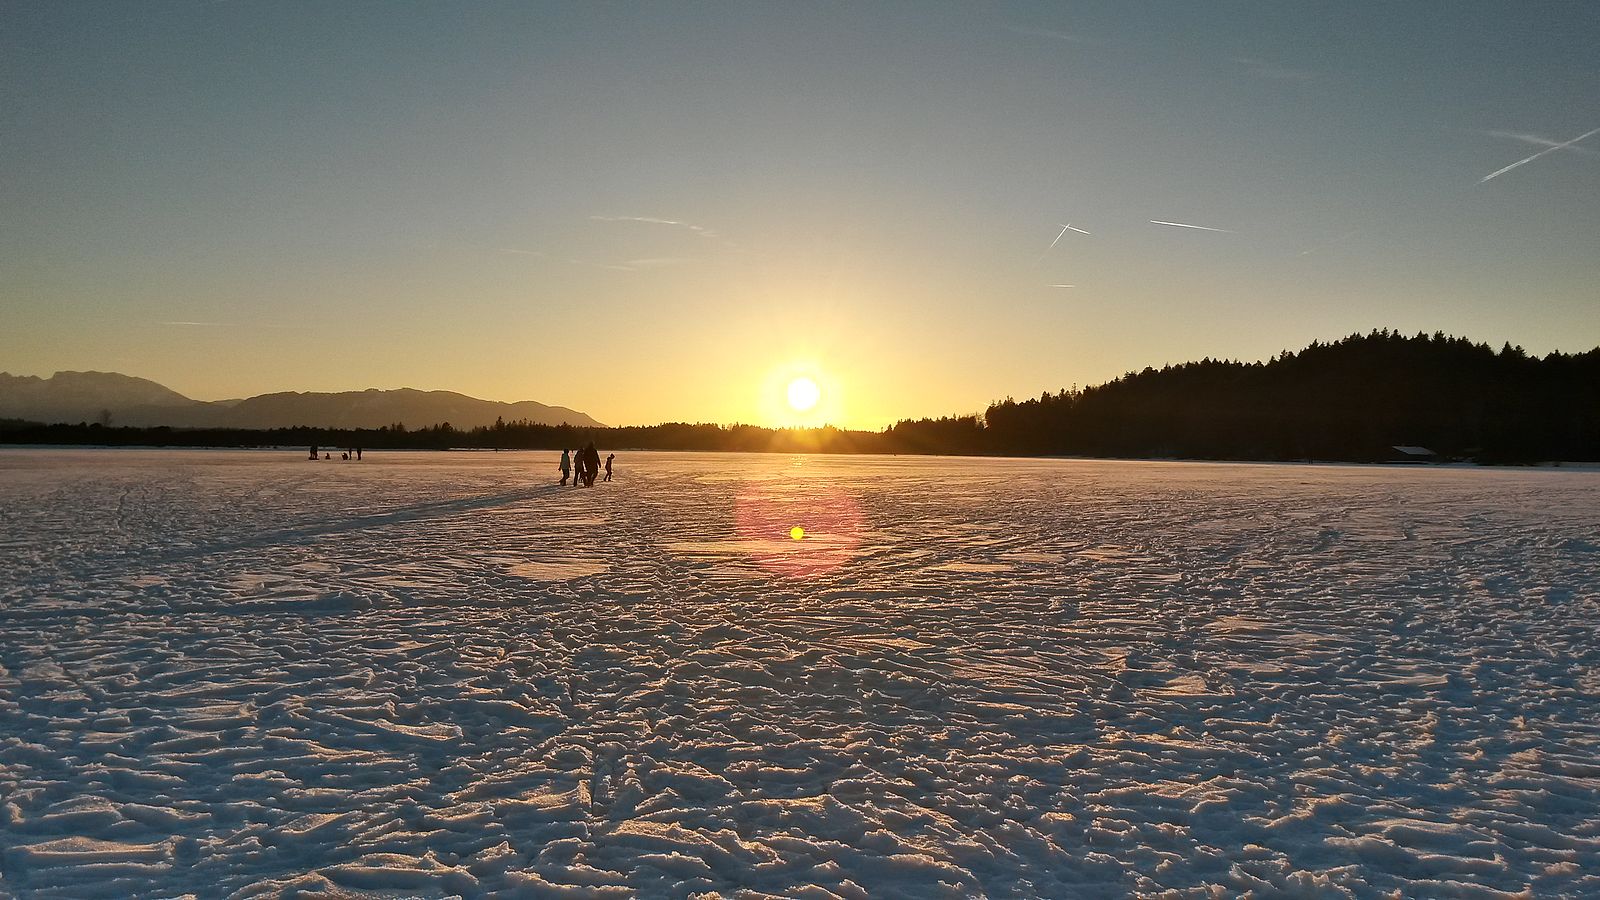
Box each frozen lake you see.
[1,448,1598,897]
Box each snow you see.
[1,448,1597,897]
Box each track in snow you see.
[1,449,1597,897]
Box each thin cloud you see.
[567,256,696,271]
[591,215,681,226]
[622,257,697,268]
[497,248,544,256]
[1478,125,1600,184]
[1049,284,1076,288]
[1150,219,1236,233]
[1233,57,1318,82]
[590,214,719,238]
[1296,230,1359,257]
[568,258,634,271]
[160,320,304,330]
[1483,129,1600,158]
[1003,24,1093,44]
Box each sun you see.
[760,363,840,426]
[786,377,821,412]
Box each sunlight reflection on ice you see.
[933,562,1014,573]
[507,560,609,580]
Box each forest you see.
[6,332,1597,463]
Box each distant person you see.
[324,453,331,460]
[604,453,614,482]
[582,442,601,487]
[356,447,362,461]
[342,452,349,460]
[309,445,318,460]
[559,448,572,485]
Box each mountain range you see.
[0,371,604,430]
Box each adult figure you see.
[604,453,614,482]
[582,442,600,487]
[559,448,572,486]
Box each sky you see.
[3,2,1597,429]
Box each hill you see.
[211,388,600,430]
[0,371,200,424]
[0,371,603,430]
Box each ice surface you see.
[1,448,1598,897]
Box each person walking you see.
[558,448,572,486]
[604,453,614,482]
[581,442,600,487]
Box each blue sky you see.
[4,2,1597,427]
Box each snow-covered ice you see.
[1,448,1597,897]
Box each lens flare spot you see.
[735,487,863,578]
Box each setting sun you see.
[758,363,843,427]
[786,377,821,413]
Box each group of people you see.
[309,445,362,460]
[298,444,614,482]
[560,442,612,487]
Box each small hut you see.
[1390,445,1437,463]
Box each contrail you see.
[1037,222,1089,261]
[1479,126,1600,184]
[1049,284,1076,288]
[1035,224,1067,263]
[1150,219,1234,233]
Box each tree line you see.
[962,330,1599,463]
[5,331,1597,463]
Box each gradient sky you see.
[4,2,1597,428]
